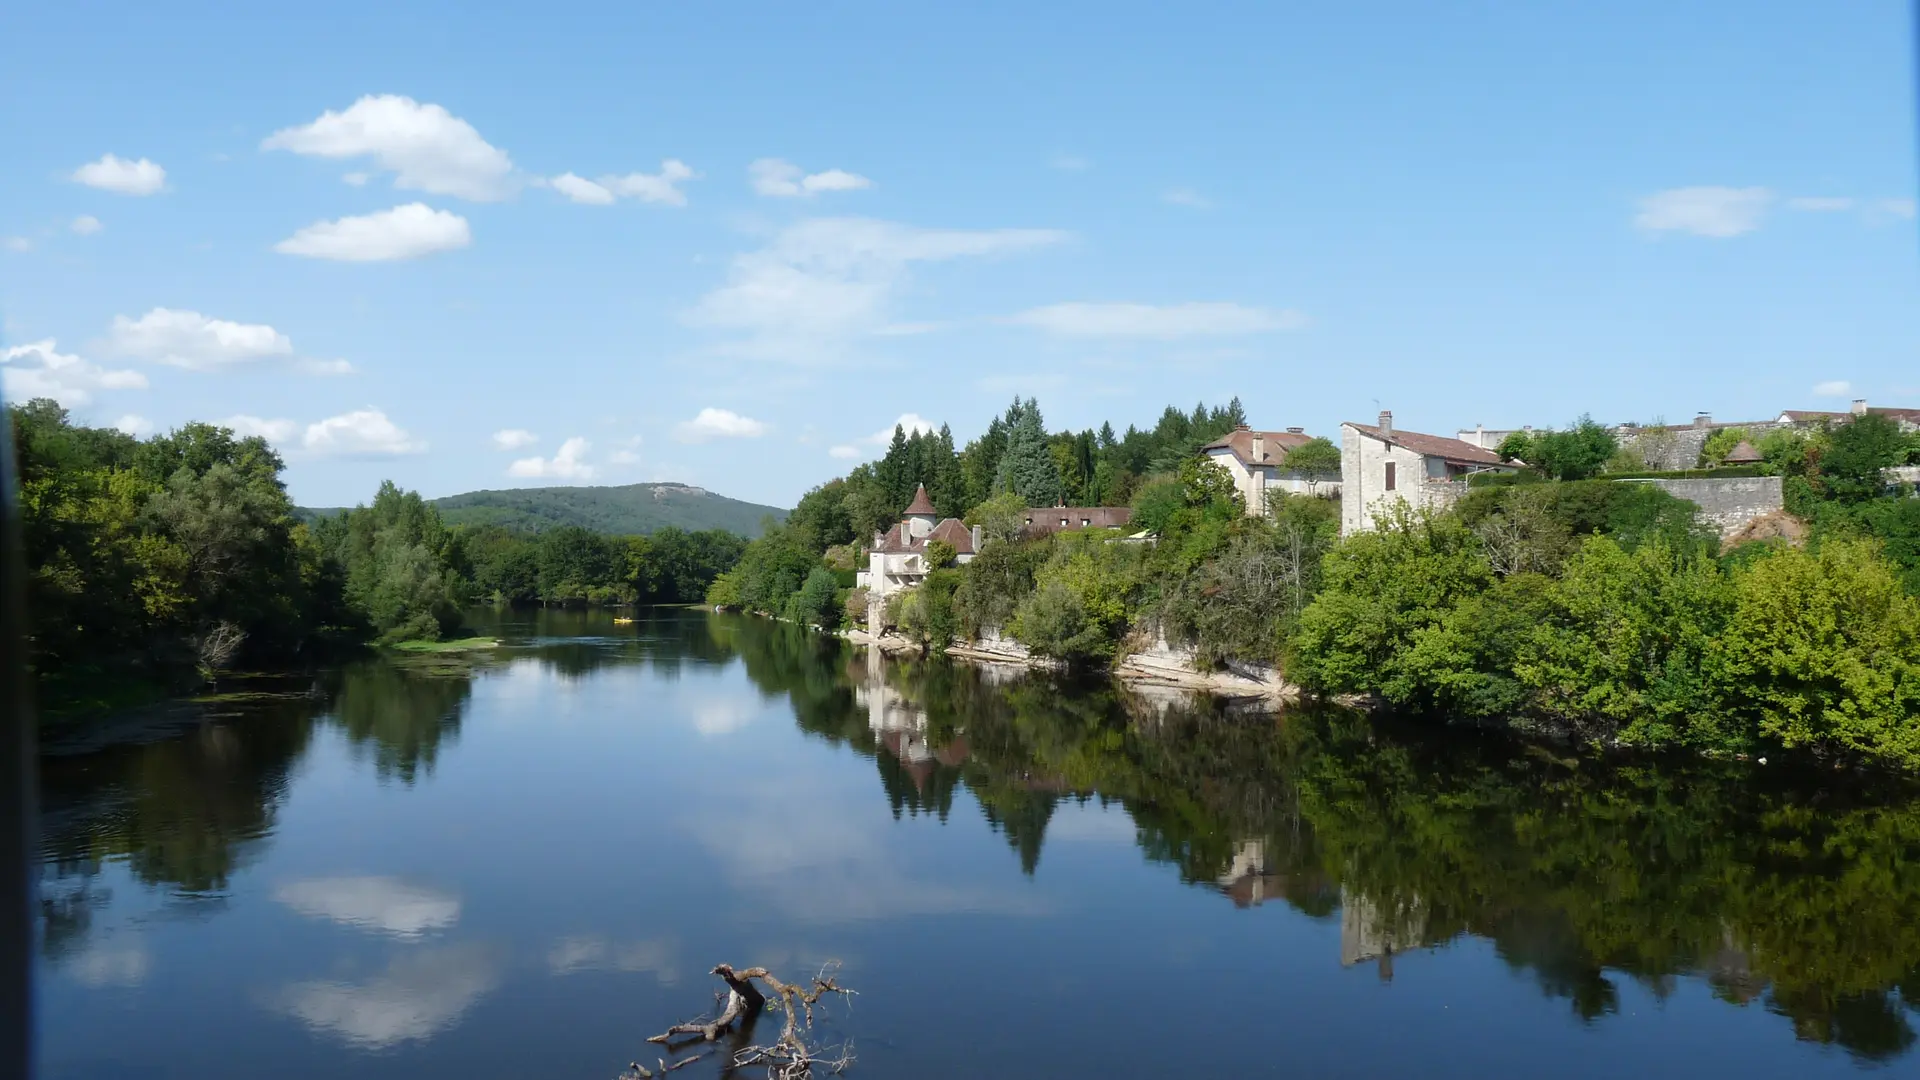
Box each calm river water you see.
[34,607,1920,1078]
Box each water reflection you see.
[33,606,1920,1068]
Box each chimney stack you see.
[1286,426,1304,434]
[1378,410,1393,436]
[1251,431,1265,462]
[1693,412,1712,429]
[1852,398,1869,416]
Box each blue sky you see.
[3,2,1915,508]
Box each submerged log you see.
[625,963,856,1079]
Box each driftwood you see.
[621,963,856,1080]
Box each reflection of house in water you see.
[855,658,969,818]
[1215,839,1290,909]
[1340,893,1429,982]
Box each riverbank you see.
[844,626,1297,704]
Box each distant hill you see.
[302,482,786,537]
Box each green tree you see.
[1822,414,1907,502]
[993,398,1063,506]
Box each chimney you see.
[1852,398,1868,416]
[1251,431,1265,462]
[1693,412,1712,429]
[971,524,983,551]
[1378,410,1393,436]
[1286,426,1304,434]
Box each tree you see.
[1495,431,1534,463]
[965,490,1028,545]
[1528,417,1617,481]
[992,398,1062,507]
[1282,437,1341,495]
[1822,414,1907,502]
[1699,427,1751,468]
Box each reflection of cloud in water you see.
[273,944,501,1049]
[692,699,757,736]
[274,876,461,938]
[691,779,1048,923]
[547,935,680,984]
[1044,803,1138,845]
[68,940,151,987]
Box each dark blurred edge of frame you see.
[3,396,37,1075]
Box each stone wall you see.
[1623,475,1784,536]
[1616,419,1795,471]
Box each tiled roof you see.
[873,517,976,555]
[1200,428,1316,467]
[904,484,937,516]
[1019,507,1133,537]
[926,517,977,554]
[1723,439,1763,464]
[1345,422,1508,467]
[1780,408,1920,424]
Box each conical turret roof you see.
[904,484,937,516]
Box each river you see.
[33,607,1920,1078]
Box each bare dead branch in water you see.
[622,963,857,1080]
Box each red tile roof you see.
[873,517,976,555]
[1200,428,1316,467]
[1019,507,1132,537]
[904,484,937,516]
[1345,422,1508,467]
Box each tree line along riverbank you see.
[711,399,1920,772]
[10,399,746,718]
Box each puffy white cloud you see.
[673,408,768,442]
[491,428,538,450]
[827,413,934,461]
[2,236,30,252]
[303,408,426,456]
[749,158,873,198]
[70,215,103,235]
[1007,301,1305,337]
[0,340,147,405]
[113,414,153,436]
[1813,380,1853,398]
[1634,186,1773,238]
[263,94,514,201]
[107,307,293,370]
[686,217,1066,361]
[219,415,300,442]
[71,153,166,195]
[273,945,500,1049]
[275,203,471,261]
[274,877,461,939]
[549,172,615,205]
[507,435,593,479]
[1161,188,1210,208]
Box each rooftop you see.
[1345,418,1507,467]
[1200,426,1316,467]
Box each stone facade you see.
[1340,413,1515,535]
[1620,476,1786,537]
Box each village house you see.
[1021,504,1133,537]
[1200,425,1342,515]
[1340,411,1515,535]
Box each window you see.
[1384,461,1396,491]
[1081,518,1091,527]
[1060,518,1069,527]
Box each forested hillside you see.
[304,482,783,537]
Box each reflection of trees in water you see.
[755,625,1920,1063]
[327,659,473,784]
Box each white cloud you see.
[2,237,30,252]
[608,160,695,205]
[303,408,426,456]
[274,877,461,939]
[1007,301,1306,338]
[0,340,147,406]
[686,217,1066,361]
[71,153,166,195]
[692,700,757,736]
[342,171,370,186]
[608,448,640,465]
[70,215,103,235]
[274,203,471,261]
[1787,196,1854,212]
[507,435,593,479]
[113,414,153,436]
[546,936,679,982]
[263,94,514,201]
[1162,188,1210,209]
[273,945,500,1049]
[1634,186,1773,238]
[107,307,294,370]
[298,357,356,376]
[674,407,768,442]
[1813,380,1853,398]
[827,412,935,461]
[67,942,151,988]
[749,158,873,198]
[219,415,300,442]
[549,172,614,205]
[491,428,538,450]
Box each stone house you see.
[1340,412,1515,535]
[1020,505,1133,537]
[858,485,981,626]
[1778,398,1920,433]
[1200,425,1342,515]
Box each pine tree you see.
[876,425,911,510]
[993,398,1063,506]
